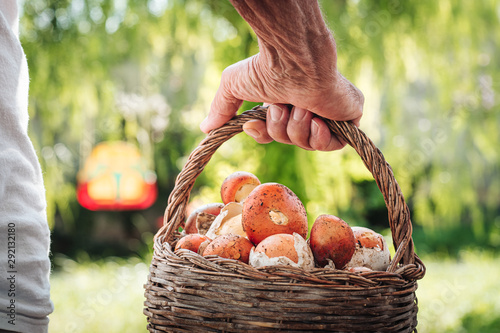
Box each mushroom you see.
[195,212,218,236]
[242,183,308,245]
[174,234,211,254]
[309,214,356,269]
[348,266,373,273]
[196,237,212,255]
[220,171,261,205]
[346,226,391,271]
[249,233,315,270]
[184,202,224,234]
[205,202,246,239]
[202,233,255,264]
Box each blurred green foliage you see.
[19,0,500,259]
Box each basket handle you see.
[157,105,420,273]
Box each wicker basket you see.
[144,105,426,332]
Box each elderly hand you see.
[200,0,364,151]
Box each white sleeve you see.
[0,1,54,332]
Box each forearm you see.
[204,0,363,150]
[229,0,337,81]
[0,4,53,333]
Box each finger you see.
[332,73,364,126]
[200,63,246,133]
[306,73,364,128]
[266,104,292,145]
[243,120,273,144]
[286,106,314,150]
[309,118,346,151]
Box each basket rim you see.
[153,233,425,283]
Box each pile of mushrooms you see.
[174,171,391,272]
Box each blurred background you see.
[18,0,499,332]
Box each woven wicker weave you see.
[144,105,426,332]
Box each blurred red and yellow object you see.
[76,141,157,211]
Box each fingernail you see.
[244,128,260,139]
[311,119,320,135]
[292,107,306,121]
[269,104,282,122]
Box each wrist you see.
[230,0,332,49]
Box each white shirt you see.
[0,1,53,332]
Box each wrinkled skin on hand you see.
[201,0,364,151]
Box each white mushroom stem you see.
[235,184,258,203]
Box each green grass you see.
[49,251,500,333]
[416,250,500,333]
[49,256,150,333]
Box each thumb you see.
[200,62,247,133]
